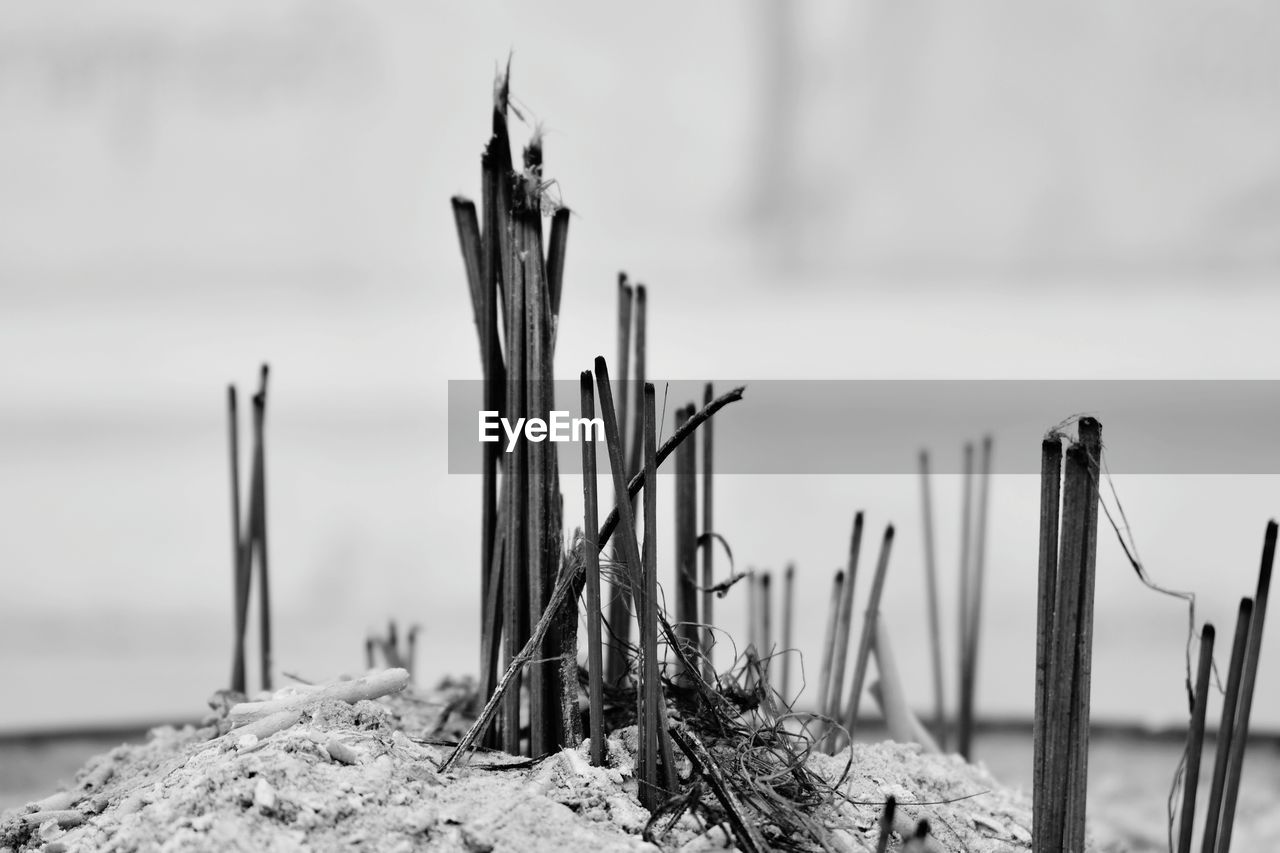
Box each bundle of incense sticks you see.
[451,64,572,754]
[227,364,272,695]
[1033,419,1102,853]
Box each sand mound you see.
[1,684,1109,852]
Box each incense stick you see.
[956,442,974,757]
[875,795,896,853]
[252,365,272,692]
[675,404,699,681]
[607,276,635,686]
[917,451,945,750]
[826,512,864,743]
[1200,598,1253,853]
[1032,436,1063,853]
[815,570,844,725]
[959,435,993,759]
[580,372,605,766]
[1177,623,1215,853]
[700,382,715,678]
[781,563,795,703]
[640,382,662,808]
[227,386,247,694]
[1215,519,1276,853]
[546,207,570,322]
[843,524,895,745]
[626,285,647,478]
[450,196,485,355]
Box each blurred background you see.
[4,0,1280,762]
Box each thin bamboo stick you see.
[1063,419,1102,853]
[593,355,646,681]
[747,568,759,653]
[502,229,527,756]
[1032,436,1063,853]
[477,146,506,724]
[546,207,570,322]
[252,365,272,692]
[607,277,635,686]
[826,512,864,745]
[960,434,993,759]
[815,570,844,723]
[520,200,551,757]
[1216,519,1276,853]
[1200,598,1253,853]
[917,451,945,750]
[700,382,715,679]
[616,275,633,480]
[956,442,974,757]
[626,285,647,478]
[781,563,795,704]
[450,196,485,358]
[843,524,895,745]
[761,571,774,685]
[640,383,661,809]
[580,372,605,766]
[227,386,247,694]
[1177,623,1216,853]
[675,404,699,680]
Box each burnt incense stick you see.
[451,196,485,355]
[1177,623,1215,853]
[700,382,715,678]
[1200,598,1253,853]
[917,451,945,750]
[520,202,552,757]
[579,372,605,766]
[616,275,633,474]
[593,356,645,662]
[546,207,570,323]
[825,512,863,747]
[502,218,527,756]
[875,795,897,853]
[959,435,993,759]
[640,383,662,809]
[956,442,974,757]
[607,276,635,686]
[761,572,774,683]
[227,386,248,694]
[675,404,699,681]
[252,366,272,692]
[747,567,759,653]
[1032,436,1063,853]
[781,563,795,703]
[626,285,647,478]
[1215,520,1276,853]
[477,144,506,718]
[844,524,895,745]
[815,570,844,724]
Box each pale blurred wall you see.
[3,2,1280,730]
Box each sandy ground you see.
[0,681,1052,853]
[5,680,1280,852]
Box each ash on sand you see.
[3,680,1105,853]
